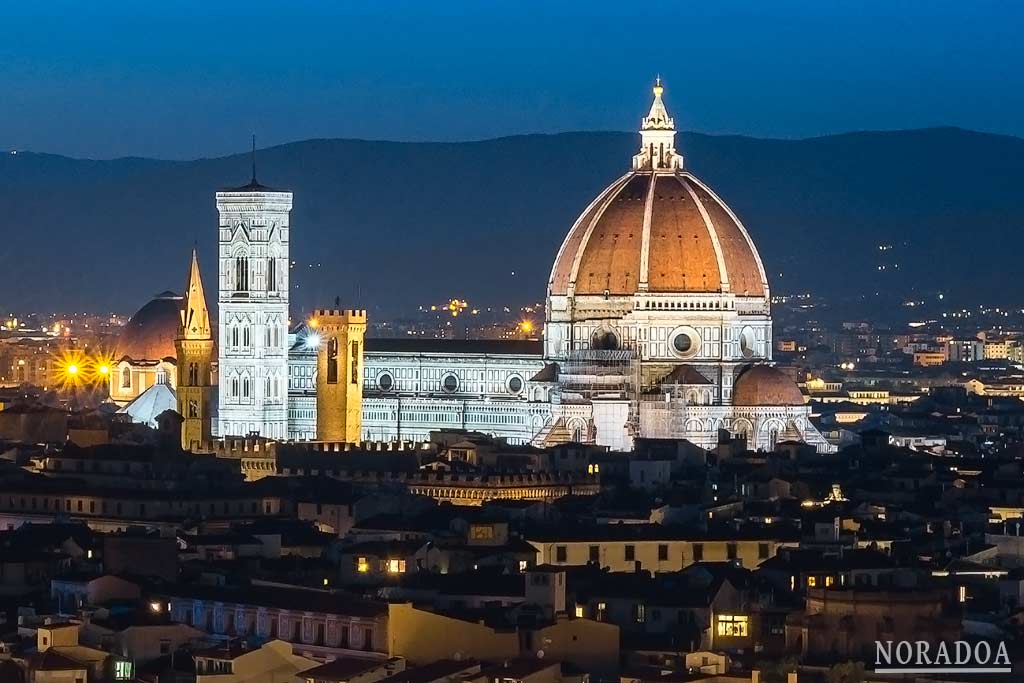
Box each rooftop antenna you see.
[250,133,257,184]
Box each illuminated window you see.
[121,367,130,388]
[825,576,835,587]
[807,576,817,587]
[574,605,584,618]
[716,615,749,638]
[114,661,133,680]
[518,560,528,572]
[387,559,406,574]
[959,585,967,603]
[356,557,369,573]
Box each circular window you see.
[507,375,524,394]
[739,326,757,359]
[442,373,459,393]
[591,329,619,351]
[670,327,700,358]
[377,372,394,392]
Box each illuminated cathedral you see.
[110,81,833,453]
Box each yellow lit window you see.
[825,576,835,587]
[387,559,406,574]
[574,605,584,618]
[716,615,748,638]
[807,576,817,587]
[959,585,967,603]
[357,557,369,573]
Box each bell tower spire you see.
[633,77,683,171]
[181,247,211,340]
[176,248,214,451]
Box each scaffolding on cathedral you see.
[557,349,639,401]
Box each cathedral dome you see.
[116,291,182,361]
[732,365,805,406]
[548,81,767,300]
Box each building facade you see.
[216,178,293,439]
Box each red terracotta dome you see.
[549,171,767,299]
[116,291,182,361]
[732,365,805,406]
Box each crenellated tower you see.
[175,248,215,451]
[313,307,367,442]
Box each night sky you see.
[2,1,1023,159]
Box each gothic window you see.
[265,376,271,397]
[243,326,251,347]
[188,363,199,386]
[350,341,359,384]
[234,256,249,292]
[121,367,131,389]
[231,325,239,347]
[242,377,250,398]
[231,376,239,398]
[327,338,339,384]
[267,258,277,292]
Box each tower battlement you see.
[312,309,367,322]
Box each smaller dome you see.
[116,291,182,361]
[732,365,804,406]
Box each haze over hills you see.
[1,127,1022,318]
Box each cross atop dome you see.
[633,77,683,171]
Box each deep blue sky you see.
[2,1,1022,159]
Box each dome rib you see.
[685,173,770,298]
[570,174,648,295]
[549,172,632,295]
[679,175,730,293]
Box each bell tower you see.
[175,248,215,451]
[313,307,367,442]
[215,154,292,440]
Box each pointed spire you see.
[643,76,674,131]
[632,77,683,172]
[180,248,212,341]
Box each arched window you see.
[156,368,167,385]
[242,377,250,398]
[188,363,199,386]
[231,325,239,347]
[231,376,239,398]
[267,258,277,292]
[234,256,249,292]
[242,326,251,347]
[121,367,131,389]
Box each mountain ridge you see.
[2,127,1022,316]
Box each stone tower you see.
[314,308,367,442]
[175,248,214,451]
[216,167,292,439]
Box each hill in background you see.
[1,127,1022,317]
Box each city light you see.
[304,332,322,350]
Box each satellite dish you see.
[536,649,545,659]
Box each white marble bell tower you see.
[216,151,292,439]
